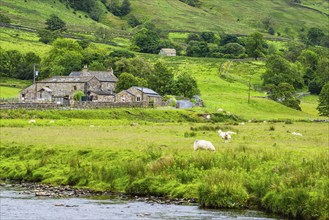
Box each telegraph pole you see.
[248,77,251,104]
[34,64,38,100]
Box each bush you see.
[73,90,85,101]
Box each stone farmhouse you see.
[19,66,162,106]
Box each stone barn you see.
[116,87,162,105]
[159,48,176,56]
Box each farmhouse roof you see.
[69,67,118,82]
[38,76,95,83]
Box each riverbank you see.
[0,181,196,206]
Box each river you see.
[0,185,280,220]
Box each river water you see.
[0,186,280,220]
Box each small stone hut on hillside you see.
[159,48,176,56]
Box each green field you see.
[0,113,328,219]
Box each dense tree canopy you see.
[245,32,267,59]
[174,73,200,98]
[262,55,303,89]
[148,62,175,96]
[132,28,160,54]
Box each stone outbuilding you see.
[116,86,162,105]
[159,48,176,56]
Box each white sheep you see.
[218,129,236,142]
[292,132,303,136]
[193,140,216,151]
[28,119,36,124]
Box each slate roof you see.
[38,76,94,83]
[69,71,118,82]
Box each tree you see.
[128,15,141,28]
[307,28,325,46]
[41,39,83,77]
[120,0,131,16]
[262,55,303,89]
[37,29,61,44]
[245,32,267,59]
[0,14,11,23]
[317,82,329,116]
[148,62,175,96]
[200,32,215,43]
[174,73,200,98]
[219,34,239,46]
[186,33,200,43]
[45,14,66,31]
[115,72,145,92]
[266,83,301,110]
[219,43,246,58]
[186,41,209,57]
[132,28,160,53]
[114,57,153,79]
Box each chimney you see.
[82,65,88,73]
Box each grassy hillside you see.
[1,0,328,38]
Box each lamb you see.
[193,140,216,151]
[28,119,36,124]
[292,132,303,136]
[218,129,236,142]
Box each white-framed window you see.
[121,97,126,102]
[137,96,141,102]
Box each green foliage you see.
[73,90,86,101]
[106,0,131,17]
[219,43,246,58]
[266,83,301,110]
[41,38,83,77]
[127,15,141,28]
[0,13,11,23]
[109,50,135,58]
[148,62,175,96]
[45,14,67,32]
[307,27,325,46]
[174,72,200,98]
[245,32,267,59]
[132,28,160,54]
[317,83,329,116]
[0,48,41,80]
[116,72,143,92]
[186,41,209,57]
[262,55,303,89]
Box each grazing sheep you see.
[193,140,216,151]
[28,119,36,124]
[292,132,303,136]
[218,130,236,142]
